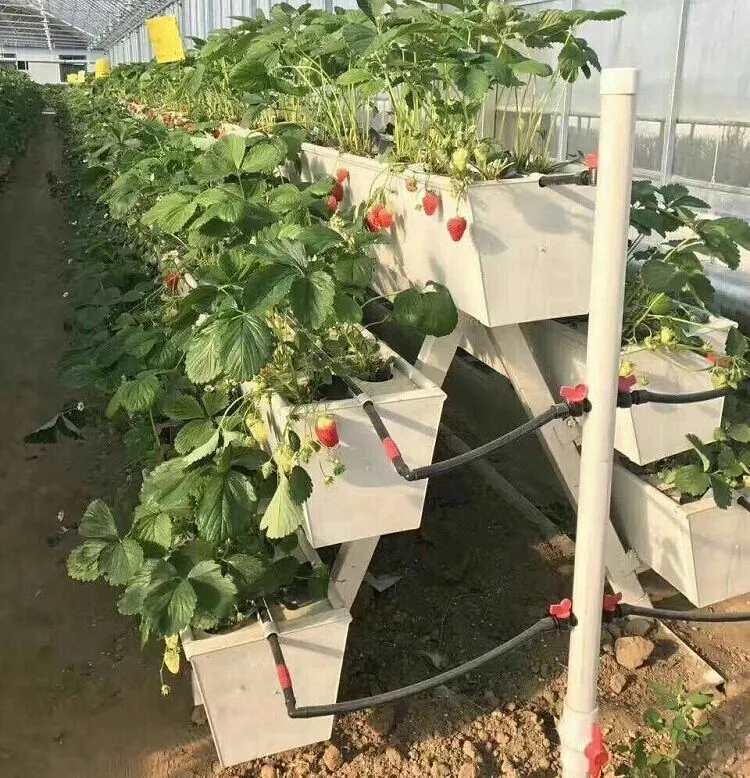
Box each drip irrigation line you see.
[264,615,556,718]
[617,387,728,408]
[620,604,750,623]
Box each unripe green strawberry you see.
[712,372,729,390]
[660,327,676,345]
[451,148,469,173]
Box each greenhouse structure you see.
[0,1,748,778]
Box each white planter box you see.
[525,319,734,466]
[299,143,596,328]
[612,464,750,607]
[262,339,446,547]
[183,591,351,768]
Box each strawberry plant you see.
[623,180,750,389]
[613,683,713,777]
[30,73,457,687]
[0,69,44,174]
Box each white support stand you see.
[558,68,639,778]
[330,536,381,609]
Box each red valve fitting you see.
[549,598,574,627]
[603,592,623,614]
[560,384,591,417]
[584,723,609,778]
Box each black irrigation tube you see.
[617,387,728,407]
[265,614,556,718]
[264,597,750,720]
[620,604,750,623]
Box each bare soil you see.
[0,120,747,778]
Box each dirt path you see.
[0,119,210,778]
[0,120,747,778]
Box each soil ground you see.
[0,120,748,778]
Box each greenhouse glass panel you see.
[567,0,683,172]
[672,0,750,189]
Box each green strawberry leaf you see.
[288,465,313,504]
[98,538,144,587]
[143,574,198,636]
[260,475,304,539]
[67,540,108,582]
[242,137,287,173]
[188,560,237,617]
[142,192,198,232]
[290,271,336,329]
[674,464,710,497]
[132,512,172,553]
[226,553,268,589]
[709,474,733,509]
[79,499,119,540]
[196,469,257,544]
[174,419,218,455]
[686,433,714,471]
[161,393,205,421]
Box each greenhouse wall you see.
[0,46,105,83]
[107,0,750,225]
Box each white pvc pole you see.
[558,67,638,778]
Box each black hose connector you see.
[538,170,595,188]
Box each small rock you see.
[606,624,622,639]
[211,762,223,776]
[385,747,402,765]
[506,702,516,712]
[500,760,518,777]
[538,758,551,770]
[260,767,279,778]
[323,744,343,772]
[542,689,557,706]
[367,706,396,737]
[431,762,450,777]
[458,765,480,778]
[625,618,653,638]
[615,636,654,670]
[190,705,208,726]
[692,708,710,728]
[462,740,479,761]
[609,671,628,695]
[602,643,614,655]
[600,630,614,647]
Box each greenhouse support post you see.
[558,68,638,778]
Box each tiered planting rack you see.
[188,69,748,777]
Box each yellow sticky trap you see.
[95,58,111,79]
[146,15,185,64]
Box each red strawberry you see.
[336,168,349,183]
[447,216,467,242]
[422,191,440,216]
[211,128,222,139]
[406,178,418,192]
[377,206,394,229]
[163,271,180,293]
[327,195,339,213]
[365,203,384,232]
[331,181,345,202]
[315,415,339,448]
